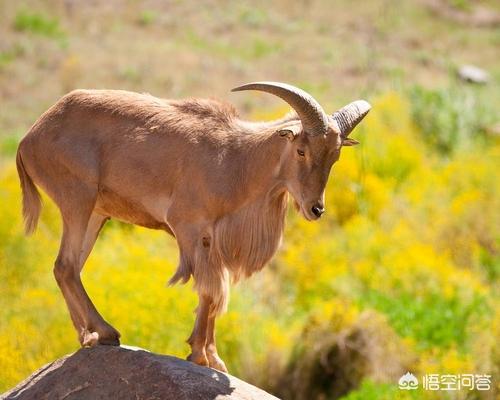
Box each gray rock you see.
[1,346,280,400]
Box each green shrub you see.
[359,290,488,350]
[409,85,494,154]
[138,10,157,26]
[13,11,64,39]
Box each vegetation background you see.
[0,0,499,399]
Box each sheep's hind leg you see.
[77,212,120,346]
[54,201,120,348]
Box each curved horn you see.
[232,81,328,136]
[333,100,371,138]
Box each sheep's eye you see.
[297,149,305,157]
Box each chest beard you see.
[214,191,288,282]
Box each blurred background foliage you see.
[0,0,499,399]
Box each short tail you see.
[16,148,42,235]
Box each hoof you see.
[95,321,121,344]
[97,324,121,346]
[80,323,121,347]
[187,351,209,368]
[207,353,228,373]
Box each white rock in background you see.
[458,65,490,84]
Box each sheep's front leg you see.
[173,220,229,371]
[187,294,210,367]
[206,309,228,372]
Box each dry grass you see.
[275,311,414,399]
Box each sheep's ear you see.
[342,138,360,146]
[277,125,301,141]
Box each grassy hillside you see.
[1,0,499,137]
[1,1,499,399]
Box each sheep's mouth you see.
[287,192,313,221]
[296,199,316,221]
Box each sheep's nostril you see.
[311,205,325,218]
